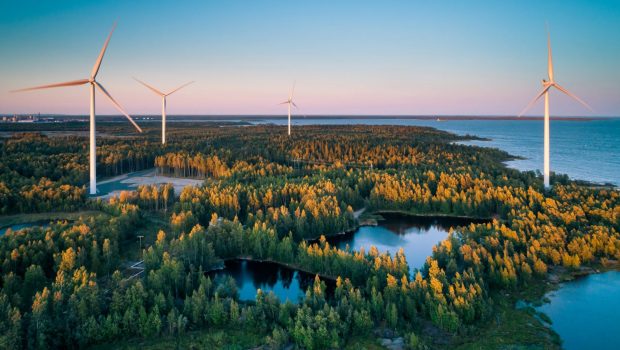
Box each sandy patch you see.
[96,169,203,200]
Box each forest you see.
[0,121,618,349]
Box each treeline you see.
[110,184,175,212]
[176,178,357,240]
[0,132,159,214]
[155,152,293,180]
[367,171,520,218]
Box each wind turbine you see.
[518,28,592,189]
[133,78,194,144]
[12,23,142,195]
[279,82,298,136]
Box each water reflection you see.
[327,212,489,273]
[209,259,329,302]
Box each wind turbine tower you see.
[279,82,298,136]
[134,78,194,144]
[519,28,592,189]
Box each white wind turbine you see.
[133,78,194,144]
[279,82,298,136]
[12,23,143,195]
[518,28,593,189]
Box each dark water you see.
[0,221,49,236]
[536,271,620,350]
[209,259,327,302]
[327,213,489,273]
[251,117,620,186]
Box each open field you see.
[96,168,204,200]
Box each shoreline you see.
[370,209,496,222]
[207,256,339,282]
[303,208,496,243]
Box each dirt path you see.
[354,208,366,219]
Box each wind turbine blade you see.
[547,25,554,82]
[11,79,90,92]
[91,22,117,79]
[166,81,195,96]
[294,104,306,118]
[278,101,289,105]
[133,77,165,96]
[94,81,143,132]
[553,83,594,112]
[292,102,299,109]
[289,81,296,100]
[518,86,550,117]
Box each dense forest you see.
[0,121,617,349]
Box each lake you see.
[326,212,489,274]
[536,271,620,350]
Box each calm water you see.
[251,117,620,186]
[327,213,489,273]
[536,271,620,350]
[0,221,49,236]
[209,259,323,302]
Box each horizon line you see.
[1,114,618,119]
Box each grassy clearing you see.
[118,211,171,262]
[0,210,105,227]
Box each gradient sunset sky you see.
[1,0,619,116]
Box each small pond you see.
[0,221,50,236]
[209,259,331,302]
[326,212,490,273]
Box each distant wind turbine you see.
[518,27,593,189]
[279,82,298,136]
[134,78,194,144]
[12,23,143,195]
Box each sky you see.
[0,0,619,117]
